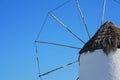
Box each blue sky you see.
[0,0,120,80]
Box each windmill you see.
[79,21,120,80]
[35,0,120,80]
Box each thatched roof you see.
[80,21,120,55]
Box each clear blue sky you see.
[0,0,120,80]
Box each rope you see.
[48,12,85,44]
[35,40,81,50]
[36,14,48,41]
[39,60,78,77]
[50,0,72,12]
[76,0,91,39]
[101,0,106,24]
[35,43,43,80]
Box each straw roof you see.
[80,21,120,55]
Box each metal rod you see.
[76,0,90,39]
[35,40,81,50]
[48,12,85,44]
[39,60,78,77]
[101,0,106,24]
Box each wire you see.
[35,40,81,50]
[76,0,91,39]
[50,0,72,12]
[39,60,78,77]
[48,12,85,44]
[101,0,106,24]
[35,43,43,80]
[35,14,48,41]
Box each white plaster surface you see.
[79,49,120,80]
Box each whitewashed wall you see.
[79,49,120,80]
